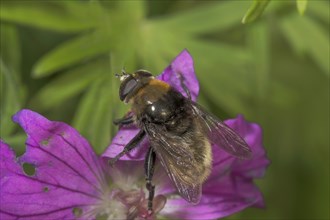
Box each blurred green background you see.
[0,0,329,219]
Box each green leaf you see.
[31,59,108,110]
[269,81,299,108]
[280,14,329,76]
[179,40,254,115]
[199,74,253,117]
[0,1,97,32]
[88,81,113,153]
[297,0,308,15]
[0,60,21,136]
[308,0,329,24]
[81,79,111,153]
[32,0,146,77]
[73,76,125,154]
[2,133,27,154]
[73,79,104,134]
[182,39,251,79]
[152,1,251,34]
[242,0,271,24]
[0,24,25,136]
[33,30,111,77]
[247,22,270,102]
[0,24,21,74]
[136,23,179,73]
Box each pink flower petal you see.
[0,110,104,219]
[162,181,263,220]
[225,115,270,179]
[157,49,199,101]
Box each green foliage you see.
[0,0,329,219]
[242,0,271,24]
[0,24,25,138]
[242,0,310,23]
[280,14,329,75]
[296,0,308,15]
[0,1,96,32]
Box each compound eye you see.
[120,78,137,101]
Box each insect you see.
[110,70,252,212]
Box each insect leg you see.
[109,129,146,165]
[144,147,156,212]
[177,73,191,100]
[113,115,134,126]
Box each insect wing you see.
[144,123,202,204]
[192,103,252,159]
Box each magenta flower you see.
[0,50,269,220]
[0,110,166,219]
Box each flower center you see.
[90,187,166,220]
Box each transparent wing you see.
[192,102,252,159]
[144,123,202,204]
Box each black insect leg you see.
[113,115,134,126]
[178,73,191,100]
[109,129,145,165]
[144,147,156,212]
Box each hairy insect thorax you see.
[129,80,189,131]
